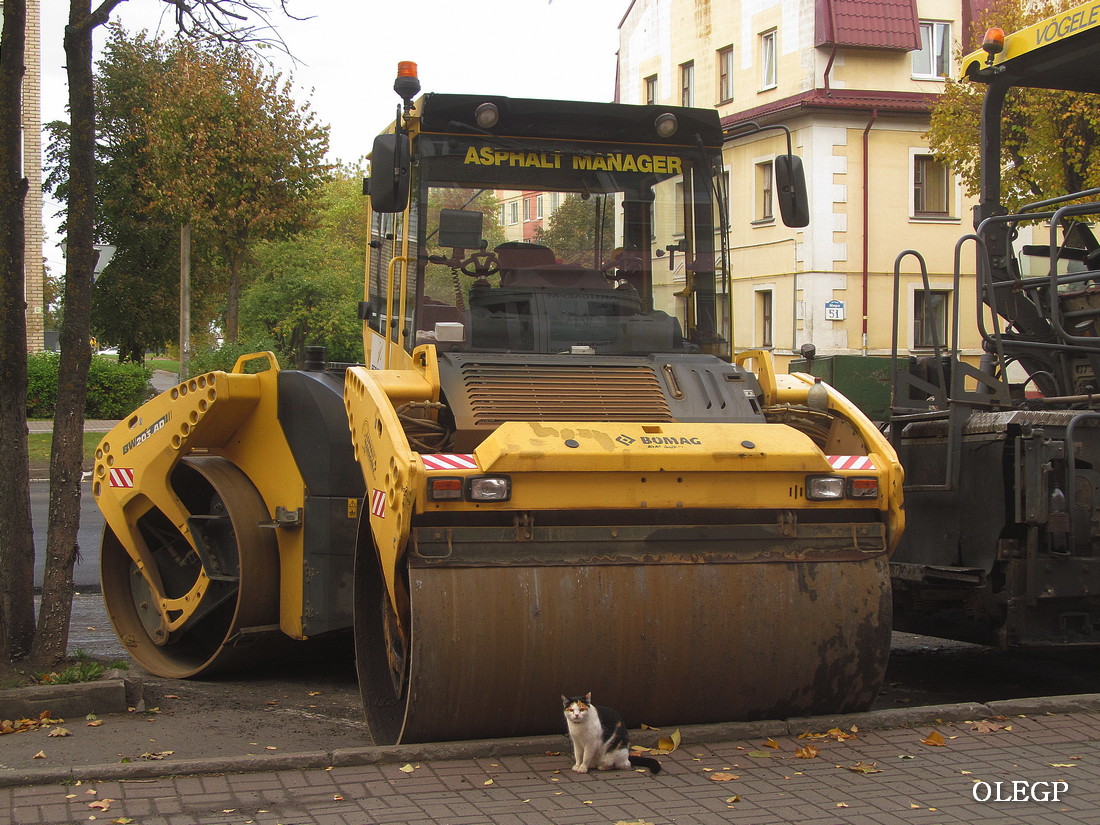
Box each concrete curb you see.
[0,677,140,721]
[3,693,1099,788]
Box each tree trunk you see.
[225,250,242,343]
[0,0,35,662]
[30,1,101,666]
[180,221,191,377]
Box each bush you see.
[26,351,61,417]
[86,356,153,418]
[26,351,152,420]
[186,338,290,378]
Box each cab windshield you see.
[368,133,729,358]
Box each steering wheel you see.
[460,251,500,278]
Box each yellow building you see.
[618,0,982,369]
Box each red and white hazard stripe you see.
[109,468,135,488]
[370,489,387,519]
[828,455,876,471]
[421,454,478,471]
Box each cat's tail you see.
[628,755,662,774]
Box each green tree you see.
[535,194,613,267]
[239,172,368,366]
[2,0,304,671]
[928,0,1100,209]
[141,40,332,346]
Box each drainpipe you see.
[861,107,878,356]
[823,0,839,95]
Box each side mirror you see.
[369,133,411,213]
[775,154,809,228]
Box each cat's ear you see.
[584,692,592,703]
[561,695,570,706]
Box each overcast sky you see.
[38,0,628,270]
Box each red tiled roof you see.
[721,89,939,133]
[816,0,921,51]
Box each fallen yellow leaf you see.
[845,761,882,774]
[921,730,946,747]
[86,720,104,727]
[483,779,494,786]
[47,727,71,737]
[88,799,113,811]
[709,772,739,781]
[657,729,682,752]
[398,763,417,773]
[763,737,780,749]
[33,750,45,759]
[795,744,819,759]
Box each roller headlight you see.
[468,475,511,502]
[806,475,846,501]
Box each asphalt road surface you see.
[30,479,103,591]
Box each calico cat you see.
[561,693,662,774]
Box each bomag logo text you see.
[640,436,701,445]
[122,413,171,455]
[463,146,683,175]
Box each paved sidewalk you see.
[3,699,1100,824]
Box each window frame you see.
[756,288,774,349]
[645,74,658,106]
[759,29,777,91]
[680,61,694,107]
[911,150,955,220]
[753,159,775,224]
[912,287,951,349]
[913,20,951,80]
[717,45,734,103]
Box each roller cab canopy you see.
[963,0,1100,92]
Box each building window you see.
[757,290,774,348]
[535,195,543,219]
[717,46,734,103]
[523,198,531,222]
[913,21,951,79]
[913,154,951,217]
[508,201,519,225]
[760,29,777,90]
[680,62,694,107]
[755,161,774,222]
[914,289,949,348]
[645,74,657,106]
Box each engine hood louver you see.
[435,352,766,452]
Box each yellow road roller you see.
[93,64,904,744]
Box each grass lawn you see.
[28,431,103,466]
[147,357,180,373]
